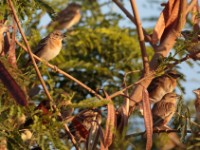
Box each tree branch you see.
[112,0,154,48]
[7,0,53,102]
[15,40,103,100]
[130,0,149,74]
[126,129,194,138]
[186,0,198,14]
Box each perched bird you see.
[181,30,200,60]
[69,109,102,143]
[193,88,200,122]
[23,98,73,127]
[26,30,65,65]
[152,92,180,129]
[48,3,81,30]
[147,70,181,103]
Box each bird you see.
[193,88,200,122]
[23,98,73,127]
[26,30,65,66]
[152,92,180,129]
[69,109,102,143]
[181,30,200,60]
[47,3,81,31]
[147,70,181,103]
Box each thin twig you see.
[112,0,155,48]
[55,110,80,150]
[126,129,194,139]
[63,124,80,150]
[169,50,200,68]
[186,0,198,14]
[110,83,135,99]
[7,0,53,102]
[130,0,149,75]
[176,112,200,128]
[15,40,103,100]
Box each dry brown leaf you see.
[152,0,180,44]
[117,90,129,134]
[104,91,116,148]
[165,0,180,27]
[86,111,101,150]
[159,0,187,50]
[142,87,153,150]
[0,60,28,106]
[99,127,108,150]
[116,73,129,132]
[192,1,200,31]
[87,127,100,150]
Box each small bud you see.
[21,129,32,142]
[17,114,26,126]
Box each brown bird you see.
[48,3,81,30]
[181,30,200,60]
[152,92,180,129]
[23,98,73,127]
[26,30,65,66]
[193,88,200,122]
[69,109,102,143]
[147,70,181,103]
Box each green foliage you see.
[34,0,56,19]
[49,26,142,101]
[70,97,109,108]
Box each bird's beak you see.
[175,74,182,79]
[193,89,199,94]
[170,73,182,79]
[180,31,185,36]
[175,94,181,99]
[181,31,189,38]
[62,34,67,38]
[180,32,184,37]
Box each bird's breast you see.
[66,13,81,29]
[39,39,62,61]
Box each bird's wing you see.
[195,100,200,112]
[33,36,49,55]
[147,77,161,93]
[25,36,49,66]
[162,102,176,117]
[152,102,175,126]
[153,102,175,117]
[57,9,77,24]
